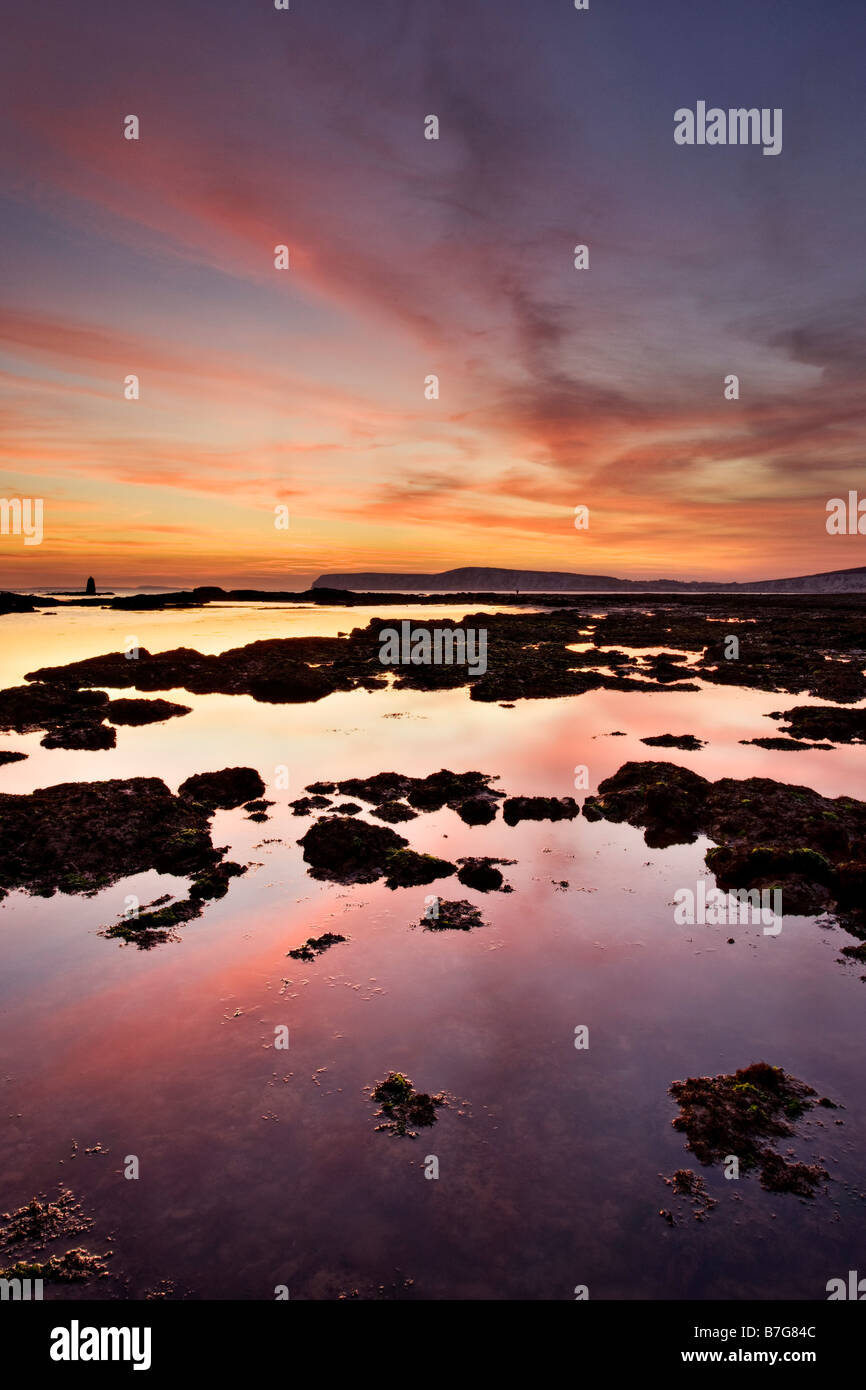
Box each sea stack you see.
[85,576,96,595]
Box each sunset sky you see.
[1,0,865,589]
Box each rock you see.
[298,816,408,883]
[660,1168,718,1221]
[420,898,486,931]
[105,698,191,726]
[0,775,237,901]
[309,769,504,817]
[583,760,866,927]
[705,844,837,914]
[290,795,333,815]
[0,685,189,747]
[0,592,41,614]
[0,685,109,739]
[249,667,335,703]
[582,762,710,847]
[456,857,512,892]
[287,932,347,961]
[41,723,117,751]
[23,634,367,704]
[178,767,266,809]
[85,577,96,596]
[456,797,498,825]
[188,862,245,900]
[406,770,504,811]
[669,1061,829,1197]
[370,800,418,823]
[18,600,866,709]
[383,849,456,889]
[337,772,414,803]
[642,654,694,685]
[758,1151,829,1196]
[0,1187,92,1247]
[503,795,579,825]
[771,706,866,743]
[371,1072,446,1136]
[640,734,705,750]
[102,863,247,947]
[739,737,833,751]
[0,750,27,766]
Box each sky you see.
[1,0,865,589]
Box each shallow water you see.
[1,603,865,1300]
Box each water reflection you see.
[0,604,864,1299]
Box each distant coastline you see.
[312,564,866,595]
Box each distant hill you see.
[313,565,866,594]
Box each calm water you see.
[1,603,864,1300]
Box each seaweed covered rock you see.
[0,1185,111,1288]
[178,767,266,809]
[456,796,498,825]
[705,845,837,914]
[370,800,418,823]
[371,1072,446,1137]
[18,598,866,710]
[287,932,347,961]
[582,762,709,846]
[105,697,191,726]
[456,857,512,892]
[0,776,228,900]
[102,862,247,948]
[324,769,503,816]
[406,770,504,812]
[0,765,258,945]
[698,625,866,702]
[24,634,371,703]
[337,772,413,803]
[188,861,246,901]
[41,721,117,751]
[583,761,866,935]
[470,655,605,703]
[0,1188,92,1249]
[420,898,486,930]
[248,667,336,703]
[0,1247,110,1284]
[290,794,333,815]
[640,734,705,750]
[659,1168,718,1223]
[771,705,866,744]
[503,795,579,826]
[0,684,180,751]
[383,849,456,889]
[297,816,408,883]
[641,655,695,685]
[0,684,109,734]
[739,737,832,751]
[669,1062,830,1196]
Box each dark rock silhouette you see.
[85,577,96,595]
